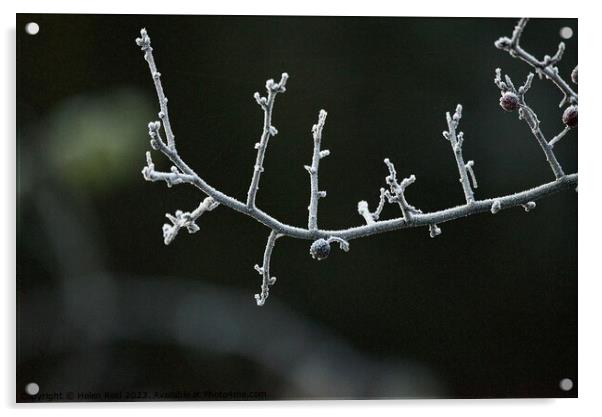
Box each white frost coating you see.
[254,230,282,306]
[162,196,219,245]
[522,201,537,212]
[495,18,577,108]
[247,73,289,210]
[307,110,329,231]
[382,158,420,222]
[443,104,476,203]
[548,127,570,148]
[357,188,387,225]
[136,19,578,306]
[465,160,478,189]
[429,224,442,238]
[494,69,565,179]
[491,200,502,214]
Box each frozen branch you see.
[495,69,565,179]
[548,126,571,148]
[246,72,289,210]
[306,110,329,231]
[135,22,578,305]
[162,197,220,245]
[357,188,387,225]
[495,18,577,107]
[465,160,478,189]
[136,29,176,149]
[254,230,283,306]
[142,151,195,187]
[442,104,477,204]
[383,158,421,223]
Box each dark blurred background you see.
[16,14,577,400]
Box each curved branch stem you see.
[159,141,577,241]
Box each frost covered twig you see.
[495,18,577,107]
[247,73,289,210]
[136,19,577,305]
[382,158,421,223]
[142,150,195,187]
[494,69,565,179]
[162,197,219,245]
[254,230,282,306]
[136,29,176,149]
[306,110,329,231]
[548,126,571,149]
[442,104,477,204]
[357,188,387,225]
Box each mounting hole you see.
[559,26,573,40]
[25,382,39,396]
[559,378,574,391]
[25,22,40,35]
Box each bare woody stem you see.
[306,110,329,231]
[383,159,420,223]
[254,230,282,306]
[136,29,176,149]
[443,105,476,203]
[357,188,386,225]
[494,69,565,179]
[495,18,577,107]
[147,130,577,241]
[246,73,289,210]
[162,196,219,245]
[549,127,570,148]
[520,105,565,179]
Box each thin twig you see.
[548,126,571,148]
[465,160,478,189]
[162,196,219,245]
[306,110,329,231]
[495,18,577,107]
[443,104,476,203]
[383,158,420,223]
[494,69,565,179]
[357,188,387,225]
[136,29,177,149]
[246,73,289,210]
[254,230,283,306]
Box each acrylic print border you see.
[7,1,595,415]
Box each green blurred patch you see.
[47,89,153,191]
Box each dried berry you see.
[309,239,330,260]
[562,105,578,129]
[499,92,520,112]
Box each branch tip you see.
[429,224,442,238]
[254,231,282,306]
[522,201,537,212]
[491,200,502,214]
